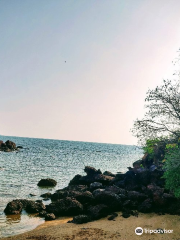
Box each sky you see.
[1,0,180,145]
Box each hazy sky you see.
[1,0,180,145]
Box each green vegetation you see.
[132,59,180,197]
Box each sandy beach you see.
[2,212,180,240]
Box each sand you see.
[2,213,180,240]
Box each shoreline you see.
[2,212,180,240]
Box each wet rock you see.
[51,191,68,201]
[87,204,109,220]
[45,213,56,221]
[25,200,46,213]
[72,214,91,224]
[17,146,23,149]
[46,197,83,216]
[84,166,102,175]
[5,140,17,150]
[4,200,23,214]
[37,178,57,187]
[69,191,94,204]
[40,192,52,198]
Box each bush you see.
[163,146,180,198]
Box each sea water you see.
[0,135,143,238]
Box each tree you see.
[131,79,180,145]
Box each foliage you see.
[131,79,180,145]
[163,147,180,198]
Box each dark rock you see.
[5,140,17,150]
[69,191,94,204]
[138,199,153,213]
[40,192,52,198]
[105,186,126,195]
[72,214,91,224]
[87,204,109,220]
[94,191,122,210]
[103,171,115,177]
[108,212,118,220]
[92,189,105,197]
[37,178,57,187]
[90,182,103,190]
[29,193,36,197]
[68,175,82,186]
[46,197,83,216]
[25,201,46,213]
[84,166,102,175]
[4,200,23,214]
[51,191,68,201]
[80,174,114,186]
[39,210,47,217]
[127,191,147,202]
[17,146,23,149]
[45,213,56,221]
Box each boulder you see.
[127,191,147,202]
[84,166,102,175]
[108,212,118,220]
[80,174,114,185]
[94,191,122,210]
[45,213,56,221]
[46,197,83,216]
[40,192,52,198]
[138,199,153,213]
[72,214,91,224]
[25,200,46,213]
[4,200,23,214]
[68,174,82,186]
[37,178,57,187]
[5,140,17,150]
[90,182,103,190]
[87,204,109,220]
[103,171,115,177]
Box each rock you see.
[94,191,122,210]
[37,178,57,187]
[90,182,103,190]
[39,210,47,217]
[45,213,56,221]
[46,197,83,216]
[127,191,147,202]
[5,140,17,150]
[17,146,23,149]
[29,193,36,197]
[51,191,68,201]
[92,189,105,197]
[105,186,126,195]
[4,200,23,214]
[87,204,109,220]
[84,166,102,175]
[68,175,82,186]
[138,199,153,213]
[72,215,91,224]
[69,191,94,204]
[103,171,115,177]
[25,200,46,213]
[107,212,118,220]
[80,174,114,186]
[40,192,52,198]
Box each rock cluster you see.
[4,164,180,223]
[0,140,18,152]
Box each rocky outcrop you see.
[4,161,180,224]
[0,140,18,152]
[37,178,57,187]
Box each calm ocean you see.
[0,136,143,238]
